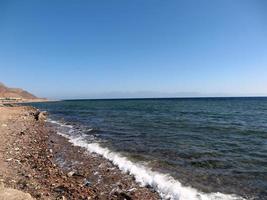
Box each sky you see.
[0,0,267,99]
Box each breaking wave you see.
[48,119,246,200]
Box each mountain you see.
[0,82,38,99]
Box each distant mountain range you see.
[0,82,37,99]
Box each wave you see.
[48,119,74,128]
[48,119,246,200]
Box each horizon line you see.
[58,96,267,101]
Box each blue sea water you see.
[29,98,267,200]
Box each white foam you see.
[55,130,246,200]
[47,119,73,128]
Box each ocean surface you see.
[29,98,267,200]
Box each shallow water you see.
[29,98,267,199]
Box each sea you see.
[28,97,267,200]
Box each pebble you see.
[15,159,21,164]
[0,107,159,200]
[93,171,99,175]
[67,171,75,177]
[25,174,32,178]
[128,188,137,192]
[84,180,91,187]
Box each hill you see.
[0,82,37,99]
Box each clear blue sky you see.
[0,0,266,99]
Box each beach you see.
[0,105,159,199]
[1,0,266,199]
[28,98,267,200]
[1,98,266,200]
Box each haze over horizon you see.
[1,0,267,99]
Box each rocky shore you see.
[0,105,160,200]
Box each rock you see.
[38,111,47,121]
[1,124,7,127]
[15,159,21,164]
[20,131,25,135]
[67,171,75,177]
[33,110,47,121]
[25,174,32,179]
[67,170,84,178]
[0,187,34,200]
[33,110,40,120]
[127,188,136,192]
[53,185,69,193]
[93,171,99,175]
[112,188,132,200]
[84,180,91,187]
[0,182,4,189]
[61,196,67,200]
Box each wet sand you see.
[0,105,160,199]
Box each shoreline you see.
[0,105,159,199]
[52,121,247,200]
[0,99,56,105]
[0,104,249,200]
